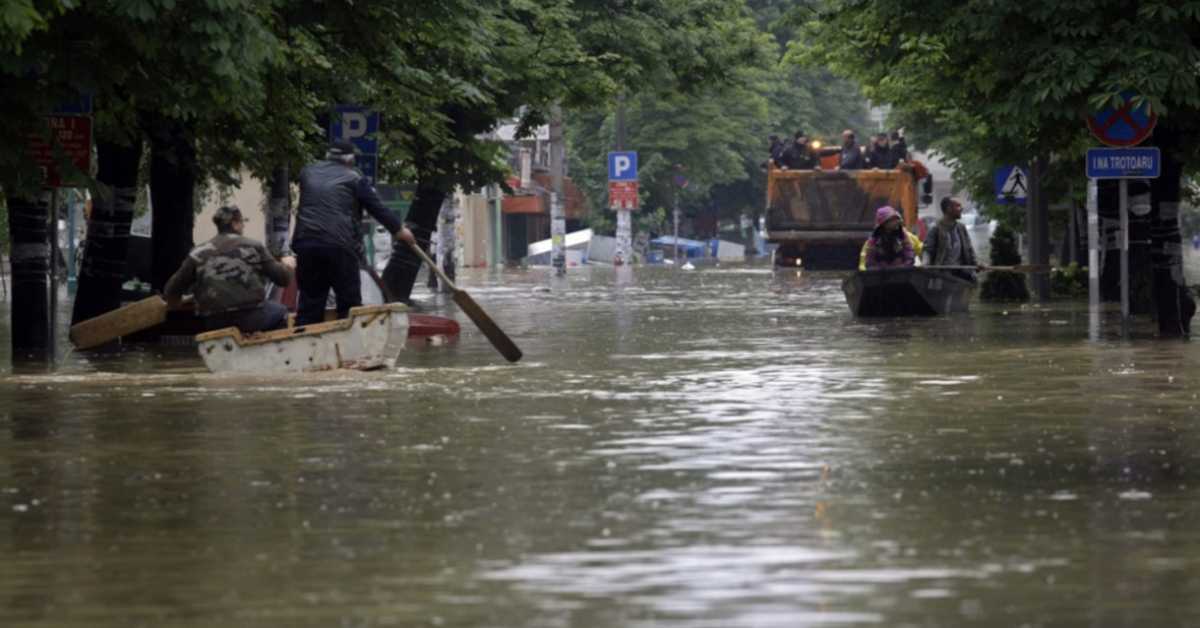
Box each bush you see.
[1050,262,1087,298]
[980,223,1029,302]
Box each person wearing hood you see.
[859,206,922,270]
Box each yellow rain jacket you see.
[859,230,923,271]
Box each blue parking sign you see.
[329,105,380,156]
[608,151,638,182]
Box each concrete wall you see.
[195,172,271,244]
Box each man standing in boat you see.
[293,140,416,326]
[860,206,922,270]
[164,206,296,333]
[923,197,980,282]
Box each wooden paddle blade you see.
[69,296,168,350]
[452,289,522,362]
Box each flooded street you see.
[4,266,1200,627]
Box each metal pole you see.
[614,94,631,264]
[615,93,627,151]
[492,184,503,270]
[1119,178,1130,323]
[673,195,680,264]
[48,188,59,352]
[1087,178,1100,340]
[67,191,77,288]
[550,104,566,276]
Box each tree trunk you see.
[1026,156,1050,301]
[7,191,52,357]
[382,180,445,302]
[1149,132,1195,337]
[70,140,142,325]
[266,165,290,256]
[146,118,196,293]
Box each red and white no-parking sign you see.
[1086,91,1157,147]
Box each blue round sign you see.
[1087,91,1157,147]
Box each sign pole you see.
[1087,179,1100,340]
[1119,179,1130,325]
[673,194,680,265]
[48,188,59,354]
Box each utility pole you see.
[550,104,566,276]
[614,93,632,263]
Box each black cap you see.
[328,140,358,157]
[212,205,246,227]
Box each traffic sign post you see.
[608,151,638,262]
[608,181,638,210]
[994,166,1028,205]
[28,115,92,187]
[1086,147,1159,179]
[1084,147,1160,326]
[329,105,380,182]
[608,151,637,181]
[1087,92,1157,147]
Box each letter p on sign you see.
[608,151,638,182]
[341,112,368,139]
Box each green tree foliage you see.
[569,1,870,238]
[798,1,1200,217]
[0,1,778,196]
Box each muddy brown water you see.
[2,265,1200,627]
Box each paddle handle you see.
[926,264,1050,273]
[408,241,457,291]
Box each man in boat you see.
[293,140,416,326]
[859,206,922,270]
[923,196,980,282]
[164,205,296,333]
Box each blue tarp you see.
[650,236,708,252]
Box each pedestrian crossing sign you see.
[994,166,1028,205]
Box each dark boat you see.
[842,267,974,317]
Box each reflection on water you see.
[3,265,1200,626]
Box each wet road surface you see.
[3,265,1200,627]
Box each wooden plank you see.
[69,296,168,350]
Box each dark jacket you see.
[778,142,817,169]
[164,234,293,316]
[294,159,404,253]
[889,138,908,165]
[867,144,896,169]
[839,142,864,170]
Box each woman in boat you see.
[859,206,921,270]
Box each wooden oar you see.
[407,241,522,363]
[69,295,169,350]
[926,264,1051,273]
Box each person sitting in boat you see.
[859,206,922,270]
[164,205,296,333]
[923,196,980,282]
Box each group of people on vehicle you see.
[767,128,909,171]
[859,196,980,281]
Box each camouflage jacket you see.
[164,234,293,316]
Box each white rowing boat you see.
[195,303,410,374]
